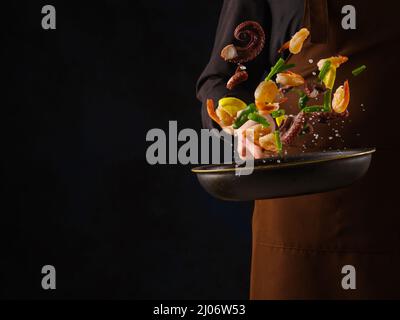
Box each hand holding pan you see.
[192,148,375,201]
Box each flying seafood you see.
[208,23,364,160]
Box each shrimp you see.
[245,124,272,145]
[206,99,221,125]
[317,56,349,70]
[279,28,310,54]
[255,102,280,113]
[216,107,235,126]
[207,99,236,127]
[332,80,350,113]
[254,80,279,109]
[276,71,305,87]
[259,133,279,153]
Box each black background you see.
[1,1,254,299]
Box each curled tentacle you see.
[279,115,294,134]
[221,21,266,64]
[227,66,249,90]
[280,112,307,145]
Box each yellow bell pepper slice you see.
[276,115,286,127]
[322,67,336,90]
[318,56,348,89]
[218,97,247,117]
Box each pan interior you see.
[192,147,376,172]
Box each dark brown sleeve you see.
[196,0,305,129]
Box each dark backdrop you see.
[1,1,254,299]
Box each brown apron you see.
[251,0,400,299]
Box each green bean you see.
[352,65,367,76]
[265,58,285,81]
[274,131,283,153]
[323,89,332,112]
[271,109,286,118]
[318,60,332,82]
[265,58,296,82]
[232,103,257,129]
[248,113,270,128]
[299,93,309,110]
[276,63,296,73]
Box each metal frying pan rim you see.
[192,148,376,174]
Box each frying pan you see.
[192,148,376,201]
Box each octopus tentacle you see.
[227,65,249,90]
[221,21,266,64]
[280,112,306,145]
